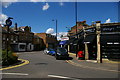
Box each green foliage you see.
[2,49,18,65]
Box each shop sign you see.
[101,25,120,32]
[85,27,96,34]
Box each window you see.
[20,45,26,49]
[3,35,6,40]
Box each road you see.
[2,51,119,80]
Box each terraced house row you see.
[1,23,57,52]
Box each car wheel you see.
[55,56,59,60]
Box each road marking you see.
[0,59,29,71]
[86,60,97,63]
[0,73,28,76]
[48,74,81,80]
[66,60,120,73]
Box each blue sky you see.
[2,2,119,33]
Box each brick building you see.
[1,24,35,52]
[68,21,89,53]
[2,26,18,50]
[34,33,57,49]
[68,20,89,36]
[33,35,45,51]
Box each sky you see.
[0,1,119,39]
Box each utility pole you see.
[52,19,58,48]
[75,0,78,57]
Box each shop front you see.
[83,34,97,60]
[100,23,120,60]
[101,34,120,59]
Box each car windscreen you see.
[49,49,55,51]
[57,48,67,53]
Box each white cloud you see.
[42,3,50,11]
[30,0,40,2]
[58,32,68,36]
[60,2,64,6]
[2,2,12,8]
[1,0,18,8]
[51,32,68,40]
[46,28,54,34]
[30,0,47,2]
[41,0,46,2]
[105,18,111,23]
[0,14,8,24]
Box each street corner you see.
[66,60,120,73]
[0,59,30,71]
[102,59,120,64]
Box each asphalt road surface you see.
[2,51,119,80]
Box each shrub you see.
[2,50,18,66]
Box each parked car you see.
[44,48,49,55]
[48,48,56,56]
[55,47,69,60]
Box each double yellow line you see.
[0,59,29,71]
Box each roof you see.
[101,23,120,26]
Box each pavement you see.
[67,52,120,73]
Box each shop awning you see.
[59,40,68,45]
[83,34,96,44]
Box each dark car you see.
[55,47,69,60]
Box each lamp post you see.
[52,19,58,48]
[75,0,78,57]
[5,17,13,65]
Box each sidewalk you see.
[68,52,120,72]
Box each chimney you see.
[14,23,17,31]
[96,21,101,27]
[29,26,31,32]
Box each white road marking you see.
[0,73,29,76]
[86,60,97,63]
[48,74,81,80]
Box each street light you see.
[75,0,78,57]
[5,17,13,66]
[52,19,58,47]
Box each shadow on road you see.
[57,57,73,60]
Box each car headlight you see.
[57,53,61,55]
